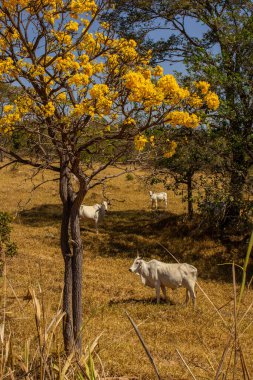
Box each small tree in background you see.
[0,211,17,276]
[0,0,218,353]
[155,127,228,220]
[109,0,253,226]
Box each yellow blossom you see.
[165,111,200,128]
[65,20,79,32]
[150,135,155,146]
[153,65,163,76]
[41,102,55,117]
[204,91,220,110]
[123,117,136,126]
[3,104,14,113]
[195,81,210,95]
[134,135,148,151]
[68,73,89,87]
[188,93,203,108]
[164,140,177,158]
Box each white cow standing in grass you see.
[79,201,108,234]
[129,256,197,305]
[149,191,167,209]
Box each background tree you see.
[0,0,218,353]
[109,0,253,226]
[0,83,22,161]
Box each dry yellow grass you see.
[1,163,253,379]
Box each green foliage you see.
[0,211,17,257]
[125,173,134,181]
[109,0,253,225]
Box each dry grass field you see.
[1,163,253,379]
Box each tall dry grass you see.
[1,164,253,379]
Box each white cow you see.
[129,257,197,305]
[149,191,167,209]
[79,201,108,234]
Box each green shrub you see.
[125,173,134,181]
[0,211,17,257]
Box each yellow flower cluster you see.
[68,73,89,87]
[123,117,136,126]
[204,91,219,110]
[134,135,148,151]
[124,71,164,108]
[53,31,72,45]
[56,92,67,102]
[194,81,219,110]
[150,135,155,146]
[165,111,200,128]
[41,102,55,117]
[89,84,114,115]
[70,0,97,16]
[55,54,80,72]
[3,104,14,113]
[100,22,110,30]
[0,57,14,76]
[65,20,79,32]
[72,100,95,117]
[195,81,210,95]
[188,93,203,108]
[153,66,164,76]
[158,75,190,103]
[2,0,27,11]
[164,140,177,158]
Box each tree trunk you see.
[61,201,74,353]
[0,136,3,162]
[224,146,248,227]
[71,211,83,353]
[59,156,87,354]
[187,172,193,219]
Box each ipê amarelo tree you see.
[0,0,219,353]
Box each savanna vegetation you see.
[0,0,253,379]
[1,163,253,379]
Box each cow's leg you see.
[161,285,167,302]
[155,282,161,304]
[187,284,196,308]
[95,220,98,235]
[185,289,190,305]
[155,199,158,209]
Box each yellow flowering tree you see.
[0,0,218,352]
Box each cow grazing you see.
[79,201,108,234]
[129,257,197,305]
[149,191,167,209]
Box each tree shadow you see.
[109,297,176,306]
[94,209,252,283]
[17,204,62,227]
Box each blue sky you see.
[148,17,210,74]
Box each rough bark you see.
[71,211,83,353]
[187,172,193,220]
[61,201,74,353]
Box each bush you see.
[125,173,134,181]
[0,211,17,275]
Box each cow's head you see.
[129,256,143,274]
[101,200,108,211]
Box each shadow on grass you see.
[109,297,176,306]
[94,209,251,283]
[16,204,251,283]
[17,204,62,227]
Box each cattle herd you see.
[79,191,198,306]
